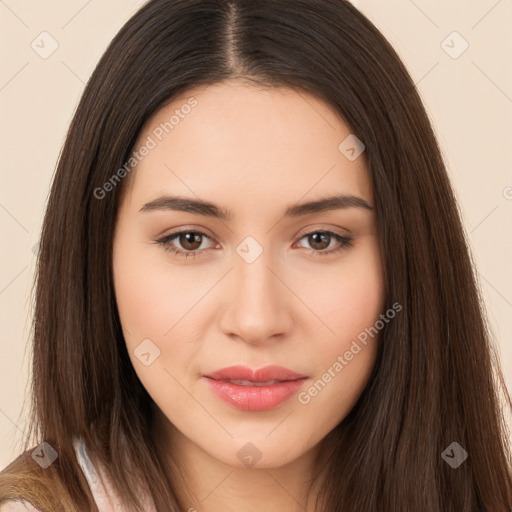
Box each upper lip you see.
[203,365,307,382]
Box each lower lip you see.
[204,377,307,411]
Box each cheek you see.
[112,241,197,406]
[115,272,174,337]
[113,236,210,390]
[113,256,167,339]
[113,234,199,341]
[306,241,384,346]
[298,243,384,406]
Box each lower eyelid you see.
[157,230,353,255]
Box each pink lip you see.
[203,365,308,411]
[204,365,307,382]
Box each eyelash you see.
[154,229,354,259]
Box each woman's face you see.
[112,80,384,469]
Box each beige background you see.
[1,0,511,470]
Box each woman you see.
[1,0,511,510]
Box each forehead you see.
[121,81,372,213]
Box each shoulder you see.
[0,448,82,512]
[0,501,40,511]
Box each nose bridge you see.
[221,244,292,343]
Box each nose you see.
[219,250,294,345]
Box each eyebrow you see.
[138,194,373,220]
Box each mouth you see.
[202,365,308,411]
[203,364,307,382]
[215,379,289,386]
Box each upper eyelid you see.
[162,229,217,245]
[159,228,350,248]
[161,222,351,238]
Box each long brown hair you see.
[1,0,511,510]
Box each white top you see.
[0,438,156,512]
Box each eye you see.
[155,230,216,259]
[155,229,354,258]
[295,231,354,256]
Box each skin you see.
[112,80,384,512]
